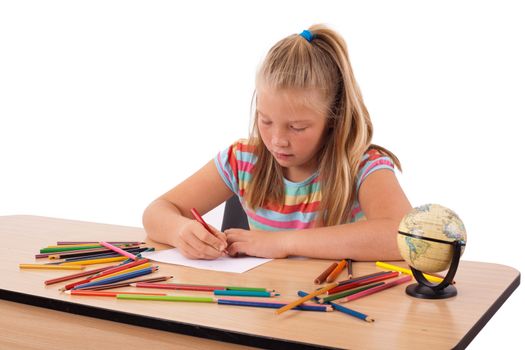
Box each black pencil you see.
[346,259,353,278]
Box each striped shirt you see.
[214,139,395,231]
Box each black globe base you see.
[405,240,464,300]
[406,283,457,299]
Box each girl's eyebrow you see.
[256,109,269,117]
[257,109,312,123]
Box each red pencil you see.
[66,290,167,297]
[44,266,115,285]
[190,208,226,252]
[335,275,412,303]
[132,282,225,292]
[58,259,150,291]
[327,271,399,295]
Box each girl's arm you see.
[143,160,234,259]
[226,169,412,261]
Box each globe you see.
[397,204,467,273]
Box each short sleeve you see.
[356,149,395,191]
[214,142,241,195]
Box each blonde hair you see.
[245,24,401,226]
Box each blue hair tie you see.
[299,30,313,42]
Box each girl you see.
[143,24,412,261]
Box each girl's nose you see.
[271,131,290,148]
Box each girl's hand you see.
[225,229,289,259]
[174,220,228,260]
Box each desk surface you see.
[0,215,520,350]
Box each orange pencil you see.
[314,262,338,284]
[326,259,347,283]
[276,282,338,315]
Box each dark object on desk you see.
[406,240,464,299]
[221,195,250,231]
[346,258,353,278]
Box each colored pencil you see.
[44,266,116,285]
[66,290,167,297]
[375,261,443,283]
[40,245,107,253]
[50,248,147,263]
[326,259,348,283]
[213,290,276,297]
[19,264,85,270]
[119,247,155,264]
[57,241,145,245]
[89,263,152,282]
[190,207,226,252]
[275,282,338,315]
[298,291,373,322]
[44,245,141,260]
[314,262,338,284]
[61,256,127,266]
[87,258,150,280]
[100,241,138,260]
[327,271,399,295]
[132,282,222,292]
[346,258,353,278]
[46,243,106,248]
[72,266,158,289]
[227,286,274,292]
[117,294,215,303]
[336,275,413,303]
[131,282,273,293]
[336,271,392,286]
[217,299,333,312]
[319,282,385,303]
[70,276,173,291]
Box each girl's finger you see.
[227,242,247,257]
[177,239,204,259]
[184,230,224,259]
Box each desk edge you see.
[0,289,340,350]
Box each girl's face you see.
[256,86,330,182]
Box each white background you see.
[1,1,523,348]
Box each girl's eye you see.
[291,126,306,132]
[260,119,272,125]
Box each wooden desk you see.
[0,215,520,349]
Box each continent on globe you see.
[397,204,467,273]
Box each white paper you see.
[141,249,272,273]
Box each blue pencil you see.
[73,266,157,289]
[297,290,374,322]
[213,290,277,297]
[217,299,332,312]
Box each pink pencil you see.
[99,241,138,260]
[336,275,412,303]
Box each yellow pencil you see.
[89,263,152,281]
[275,282,338,315]
[19,264,85,270]
[375,261,443,284]
[61,256,127,266]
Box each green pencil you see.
[116,294,216,303]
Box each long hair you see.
[244,24,401,226]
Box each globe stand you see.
[406,240,464,299]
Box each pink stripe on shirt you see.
[245,209,314,230]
